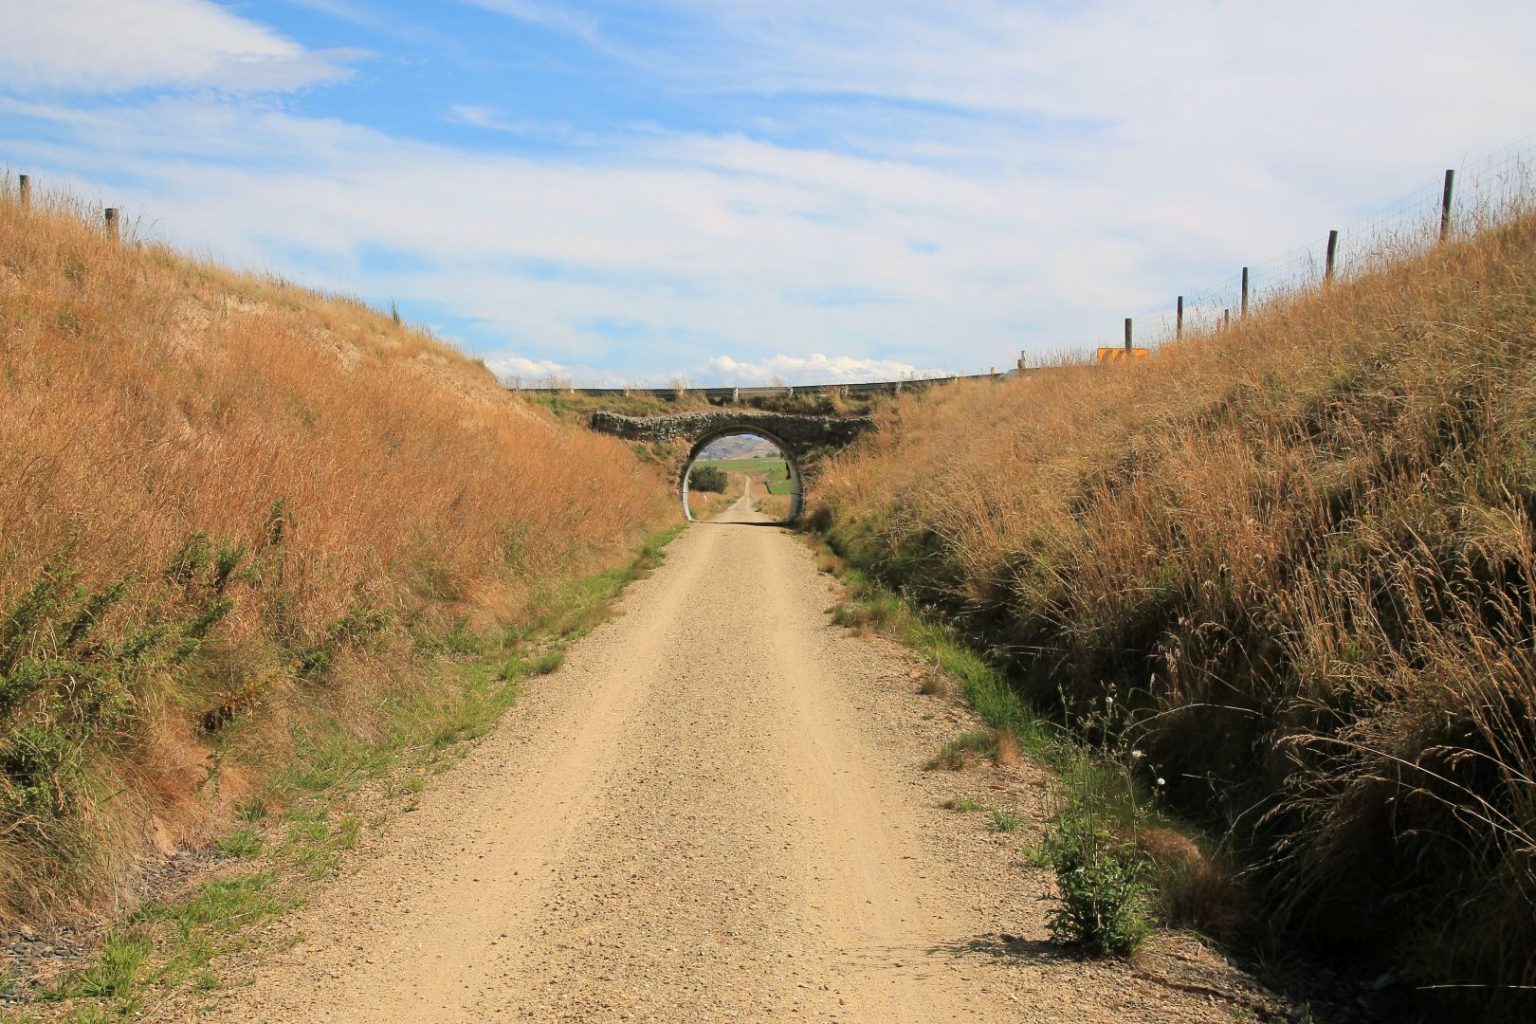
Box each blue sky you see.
[3,1,1535,385]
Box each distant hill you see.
[697,433,782,460]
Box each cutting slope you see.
[0,184,674,922]
[814,209,1536,1008]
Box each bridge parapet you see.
[589,410,874,455]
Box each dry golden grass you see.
[815,209,1536,1012]
[992,729,1021,768]
[0,184,675,923]
[684,484,736,521]
[753,491,795,522]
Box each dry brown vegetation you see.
[814,210,1536,1014]
[685,482,736,521]
[0,184,675,923]
[754,491,794,522]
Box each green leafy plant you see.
[1044,814,1149,956]
[688,463,727,493]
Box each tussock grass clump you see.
[988,807,1022,833]
[0,183,675,923]
[815,209,1536,1012]
[924,729,998,770]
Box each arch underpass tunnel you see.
[681,428,804,524]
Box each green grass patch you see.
[989,807,1023,833]
[214,827,263,859]
[52,932,152,1001]
[27,524,684,1020]
[531,650,564,675]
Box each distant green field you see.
[701,457,795,495]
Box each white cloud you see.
[487,355,576,384]
[698,354,950,386]
[0,0,357,93]
[446,104,597,145]
[461,0,609,51]
[488,351,949,388]
[7,2,1536,382]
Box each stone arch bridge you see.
[588,410,876,522]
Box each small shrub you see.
[688,464,727,493]
[943,796,984,812]
[831,589,903,635]
[1045,816,1149,956]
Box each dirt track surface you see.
[166,495,1274,1023]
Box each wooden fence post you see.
[1325,229,1338,283]
[1240,266,1249,317]
[1176,296,1184,339]
[18,174,29,207]
[1440,169,1455,241]
[104,207,120,239]
[1123,317,1132,352]
[1223,308,1230,328]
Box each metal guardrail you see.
[508,371,1014,401]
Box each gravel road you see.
[167,494,1273,1023]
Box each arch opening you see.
[681,426,804,525]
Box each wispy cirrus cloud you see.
[446,104,598,145]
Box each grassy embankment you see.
[0,178,677,951]
[812,210,1536,1017]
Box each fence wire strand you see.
[1119,135,1536,351]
